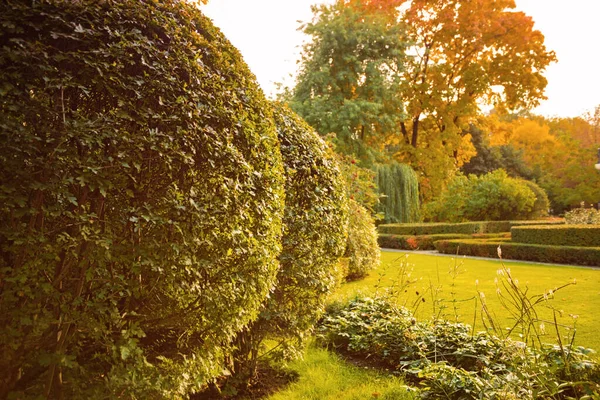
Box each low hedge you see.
[378,233,510,250]
[511,225,600,247]
[378,220,563,236]
[435,239,600,267]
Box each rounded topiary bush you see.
[0,0,284,397]
[231,103,348,380]
[344,199,380,280]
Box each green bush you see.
[435,239,600,266]
[523,180,550,219]
[511,225,600,247]
[229,103,349,382]
[379,221,511,235]
[345,200,380,280]
[424,170,537,222]
[0,1,285,397]
[422,174,470,222]
[318,297,600,400]
[378,233,510,250]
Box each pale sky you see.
[201,0,600,119]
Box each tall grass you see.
[265,250,599,399]
[333,250,600,352]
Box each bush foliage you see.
[523,180,550,219]
[565,205,600,225]
[344,200,380,281]
[424,170,547,222]
[378,233,510,250]
[230,103,349,381]
[0,0,285,397]
[511,225,600,247]
[318,297,600,399]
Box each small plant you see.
[405,236,419,250]
[318,259,600,399]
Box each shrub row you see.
[434,239,600,267]
[512,225,600,247]
[378,233,510,250]
[0,1,349,397]
[378,220,563,236]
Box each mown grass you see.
[334,250,600,351]
[267,345,415,400]
[265,250,600,400]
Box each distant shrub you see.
[230,103,348,382]
[345,200,380,280]
[424,170,536,222]
[378,220,562,236]
[0,1,284,397]
[378,233,510,250]
[422,175,470,222]
[523,180,550,219]
[435,239,600,266]
[565,205,600,225]
[379,221,511,235]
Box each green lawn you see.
[267,345,415,400]
[334,250,600,351]
[265,250,600,399]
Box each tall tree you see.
[289,0,555,201]
[289,0,407,164]
[394,0,556,199]
[398,0,556,148]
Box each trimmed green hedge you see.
[231,103,349,378]
[435,239,600,267]
[511,225,600,247]
[378,233,511,250]
[378,220,563,236]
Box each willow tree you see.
[376,162,420,223]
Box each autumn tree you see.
[393,0,556,199]
[541,115,600,212]
[290,0,555,201]
[475,111,600,214]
